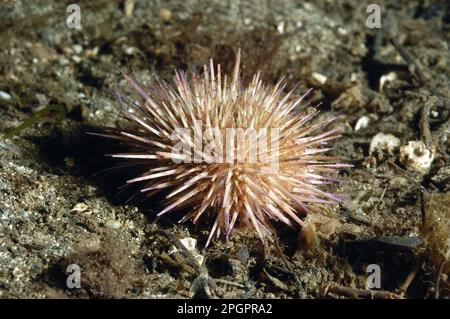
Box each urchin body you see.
[93,50,348,246]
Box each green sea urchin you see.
[92,50,350,246]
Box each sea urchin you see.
[92,49,350,246]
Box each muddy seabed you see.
[0,1,449,298]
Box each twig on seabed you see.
[398,259,424,297]
[420,98,435,148]
[214,279,245,288]
[153,229,218,298]
[390,38,430,85]
[274,239,305,297]
[153,228,202,272]
[431,114,450,146]
[435,260,446,299]
[326,283,403,299]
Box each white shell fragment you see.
[354,116,370,131]
[105,219,122,229]
[399,141,435,172]
[379,72,397,91]
[311,72,327,85]
[369,132,400,155]
[71,202,89,213]
[124,0,135,16]
[277,21,285,34]
[0,91,12,100]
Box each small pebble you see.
[389,176,409,190]
[71,203,89,213]
[35,93,49,107]
[379,72,397,91]
[338,27,348,35]
[124,0,135,17]
[159,8,172,22]
[354,116,370,131]
[125,47,137,55]
[105,219,122,229]
[73,44,83,54]
[369,132,400,155]
[0,91,12,100]
[311,72,327,85]
[277,21,285,34]
[72,55,82,63]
